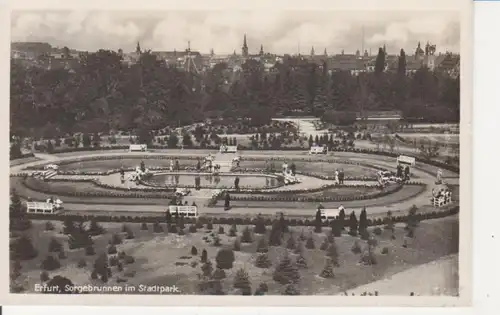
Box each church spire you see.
[259,44,264,56]
[136,41,141,54]
[242,34,249,57]
[310,46,315,56]
[324,48,327,57]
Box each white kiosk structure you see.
[309,144,328,155]
[317,205,345,221]
[397,155,416,167]
[129,144,148,152]
[26,198,63,214]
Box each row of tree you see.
[11,48,459,139]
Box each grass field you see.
[56,159,198,172]
[13,215,458,295]
[238,161,378,177]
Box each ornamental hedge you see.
[25,205,459,227]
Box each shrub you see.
[41,255,61,271]
[255,253,272,268]
[153,222,164,233]
[125,229,135,240]
[212,268,226,280]
[360,250,377,265]
[229,224,237,237]
[305,234,315,249]
[201,260,213,277]
[373,227,382,236]
[218,226,225,234]
[88,219,106,236]
[299,229,307,241]
[48,238,63,253]
[195,220,204,229]
[286,235,297,250]
[351,240,362,254]
[169,225,177,233]
[273,254,300,285]
[109,256,119,267]
[241,226,253,243]
[77,258,87,268]
[215,248,235,269]
[85,245,96,256]
[326,242,339,266]
[45,221,55,231]
[189,225,197,233]
[282,284,300,295]
[254,282,269,295]
[381,247,389,255]
[233,238,241,251]
[201,249,208,263]
[110,233,123,245]
[191,246,198,256]
[11,235,38,261]
[124,255,135,265]
[319,258,335,278]
[233,268,252,295]
[108,245,118,255]
[40,271,50,282]
[140,222,148,230]
[294,240,305,255]
[178,228,186,236]
[256,237,269,253]
[206,221,214,230]
[212,234,221,247]
[295,253,308,269]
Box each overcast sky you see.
[11,10,460,55]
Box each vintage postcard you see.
[1,0,472,307]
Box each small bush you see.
[229,224,237,237]
[153,222,164,233]
[255,253,272,268]
[201,249,208,263]
[305,235,315,249]
[381,247,389,254]
[124,255,135,265]
[48,238,63,253]
[125,230,135,240]
[77,258,87,268]
[212,268,226,280]
[295,253,308,269]
[351,240,362,254]
[233,238,241,251]
[85,245,95,256]
[110,233,123,245]
[241,226,253,243]
[319,258,335,278]
[206,221,214,230]
[178,228,186,236]
[41,255,61,271]
[360,250,377,265]
[286,235,296,250]
[319,238,329,251]
[169,225,177,233]
[189,225,197,233]
[45,221,55,231]
[191,246,198,256]
[373,227,382,236]
[215,248,235,270]
[140,222,148,230]
[109,256,119,267]
[58,250,67,260]
[256,237,269,253]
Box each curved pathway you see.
[10,149,458,218]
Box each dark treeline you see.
[10,48,459,138]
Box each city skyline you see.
[11,10,460,55]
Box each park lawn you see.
[238,161,378,177]
[13,215,458,295]
[10,177,173,206]
[57,158,198,172]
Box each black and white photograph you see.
[6,1,468,305]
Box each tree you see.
[201,249,208,263]
[375,47,386,74]
[256,237,269,253]
[314,208,323,233]
[241,226,253,243]
[9,189,31,231]
[233,268,252,295]
[273,254,300,285]
[398,49,407,75]
[167,133,179,148]
[215,248,235,269]
[45,276,74,294]
[326,242,340,266]
[319,258,335,278]
[88,219,105,236]
[358,207,368,235]
[93,253,112,282]
[255,253,272,268]
[348,211,358,236]
[10,235,38,260]
[82,133,91,147]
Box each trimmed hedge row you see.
[10,152,36,161]
[224,182,412,203]
[227,183,381,195]
[38,146,459,174]
[21,177,175,199]
[27,205,459,227]
[233,168,380,182]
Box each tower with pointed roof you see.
[324,48,328,57]
[136,41,142,54]
[310,46,315,57]
[259,44,264,56]
[242,34,249,57]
